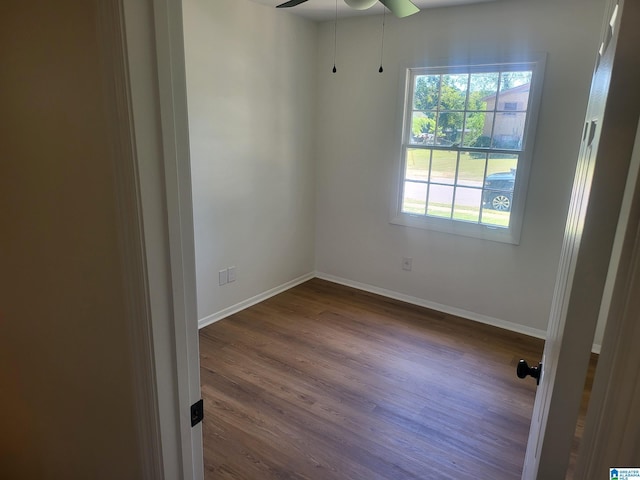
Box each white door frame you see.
[99,0,203,478]
[147,0,204,477]
[106,0,640,478]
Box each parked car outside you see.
[483,169,515,211]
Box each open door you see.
[521,1,640,477]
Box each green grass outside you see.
[402,148,513,227]
[406,149,517,182]
[402,199,510,227]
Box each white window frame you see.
[391,55,546,244]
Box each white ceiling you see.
[249,0,499,21]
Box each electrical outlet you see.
[228,266,236,282]
[402,257,413,271]
[218,269,228,286]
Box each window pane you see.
[413,75,440,110]
[491,112,526,150]
[430,150,458,185]
[480,208,511,227]
[405,148,431,181]
[482,153,517,226]
[457,153,486,186]
[437,111,463,145]
[498,71,532,110]
[410,112,437,145]
[427,184,453,218]
[487,153,518,178]
[440,74,468,110]
[468,72,499,111]
[402,181,427,214]
[462,111,489,147]
[453,187,482,223]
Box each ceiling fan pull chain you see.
[378,6,386,73]
[332,0,338,73]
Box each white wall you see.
[315,0,605,335]
[183,0,318,322]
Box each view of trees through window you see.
[401,67,534,228]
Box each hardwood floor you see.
[199,278,582,479]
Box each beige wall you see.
[0,2,141,478]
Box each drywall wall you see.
[0,2,141,478]
[315,0,606,336]
[184,0,318,322]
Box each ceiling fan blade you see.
[378,0,420,18]
[276,0,310,8]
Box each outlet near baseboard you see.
[402,257,412,271]
[219,266,237,286]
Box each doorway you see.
[125,0,640,476]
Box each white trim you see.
[199,270,608,354]
[98,2,163,478]
[198,272,316,329]
[151,0,203,477]
[315,272,547,339]
[121,0,197,476]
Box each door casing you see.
[106,0,640,478]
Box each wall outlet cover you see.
[219,269,228,285]
[402,257,413,271]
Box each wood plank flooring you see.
[199,278,586,479]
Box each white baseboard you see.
[316,273,603,354]
[198,272,316,329]
[315,272,548,340]
[198,270,602,355]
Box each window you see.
[503,101,518,115]
[392,59,544,244]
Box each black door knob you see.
[517,359,542,385]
